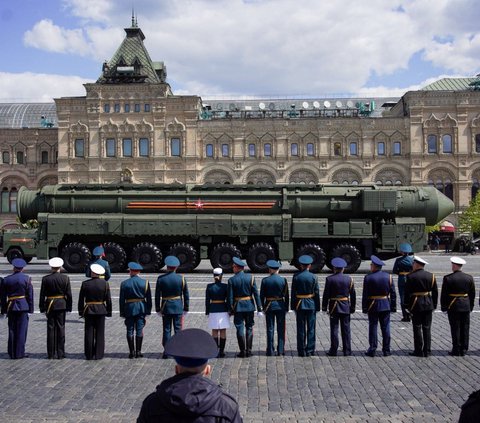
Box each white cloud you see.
[61,0,114,24]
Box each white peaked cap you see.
[49,257,64,268]
[413,255,429,265]
[213,268,223,275]
[450,256,466,266]
[90,263,106,275]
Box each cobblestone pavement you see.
[0,253,479,422]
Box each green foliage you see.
[425,224,440,233]
[459,194,480,234]
[16,217,39,229]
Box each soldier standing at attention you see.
[322,257,356,357]
[404,256,438,357]
[440,256,475,356]
[155,256,189,359]
[227,257,262,358]
[39,257,72,359]
[205,268,229,358]
[260,260,289,356]
[119,262,152,359]
[362,256,396,357]
[85,246,111,282]
[291,255,320,357]
[78,263,112,360]
[392,243,413,322]
[0,258,34,359]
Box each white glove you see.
[257,311,264,318]
[288,310,295,314]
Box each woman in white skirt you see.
[205,268,230,357]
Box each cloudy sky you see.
[1,0,479,102]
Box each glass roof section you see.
[0,103,57,129]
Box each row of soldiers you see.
[0,243,475,359]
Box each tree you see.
[459,194,480,235]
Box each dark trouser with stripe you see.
[448,311,470,353]
[47,310,66,358]
[398,279,408,318]
[8,311,29,359]
[329,313,351,355]
[162,314,183,347]
[367,311,390,353]
[265,310,286,355]
[411,310,432,355]
[84,315,105,360]
[296,310,316,355]
[125,315,146,338]
[233,311,254,339]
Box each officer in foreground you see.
[291,255,320,357]
[85,246,111,281]
[392,243,413,322]
[322,257,356,356]
[362,255,396,357]
[119,262,152,359]
[137,328,242,422]
[260,260,289,356]
[404,256,438,357]
[155,255,189,358]
[39,257,72,359]
[440,256,475,356]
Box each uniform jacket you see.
[322,272,356,315]
[260,274,289,313]
[155,271,189,315]
[205,281,228,314]
[85,257,111,281]
[39,272,73,314]
[392,255,413,283]
[291,269,320,312]
[78,277,112,317]
[227,271,261,313]
[362,270,396,313]
[440,270,475,312]
[404,269,438,312]
[137,373,242,423]
[119,275,152,318]
[0,271,34,314]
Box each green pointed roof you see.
[421,77,479,91]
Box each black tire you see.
[6,248,24,264]
[24,257,33,263]
[209,242,241,273]
[103,242,127,273]
[246,242,276,273]
[61,242,91,273]
[294,243,326,273]
[168,242,199,273]
[331,243,362,273]
[130,242,163,272]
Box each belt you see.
[264,297,284,312]
[399,272,410,275]
[161,295,181,312]
[7,295,26,313]
[210,300,225,304]
[328,297,349,315]
[234,296,252,301]
[448,293,469,310]
[296,294,314,299]
[83,301,104,315]
[367,295,388,312]
[410,292,431,312]
[126,298,144,303]
[46,295,66,314]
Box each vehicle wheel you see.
[61,242,91,273]
[331,243,362,273]
[130,242,163,272]
[168,242,198,273]
[104,242,127,273]
[24,257,33,263]
[247,242,276,273]
[6,248,24,264]
[294,243,326,273]
[209,242,241,273]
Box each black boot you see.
[127,336,135,359]
[246,334,253,357]
[236,335,246,358]
[219,338,226,358]
[135,336,143,358]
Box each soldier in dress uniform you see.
[39,257,72,359]
[0,258,34,359]
[205,268,230,358]
[155,256,189,359]
[291,255,320,357]
[440,256,475,356]
[227,257,262,358]
[119,262,152,359]
[78,263,112,360]
[85,246,111,282]
[260,260,289,356]
[392,243,414,322]
[362,255,396,357]
[322,257,356,356]
[404,256,438,357]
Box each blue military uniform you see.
[205,271,229,357]
[392,243,413,321]
[260,260,289,356]
[362,256,396,357]
[0,259,34,359]
[322,258,356,356]
[205,280,228,314]
[85,246,111,281]
[291,255,320,357]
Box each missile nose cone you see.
[431,189,455,226]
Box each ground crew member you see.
[39,257,72,359]
[78,263,112,360]
[291,255,320,357]
[155,256,189,358]
[322,257,356,356]
[440,256,475,356]
[205,268,230,358]
[227,257,262,358]
[392,243,413,322]
[362,255,396,357]
[404,255,438,357]
[0,258,34,359]
[260,260,289,356]
[119,262,152,359]
[85,245,111,281]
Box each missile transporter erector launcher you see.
[3,183,454,273]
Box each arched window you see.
[349,142,357,156]
[206,144,214,158]
[171,138,181,156]
[334,142,342,156]
[393,141,401,155]
[139,138,149,157]
[291,143,298,156]
[41,151,49,164]
[442,134,452,153]
[427,135,437,153]
[472,178,480,200]
[2,151,10,164]
[377,142,385,155]
[122,138,132,157]
[429,177,453,201]
[476,134,480,153]
[248,143,256,157]
[306,143,314,156]
[1,188,17,213]
[75,139,85,157]
[222,144,229,157]
[264,143,271,157]
[16,151,24,164]
[106,139,116,157]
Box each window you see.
[2,151,9,164]
[427,134,437,153]
[104,104,110,113]
[206,144,214,157]
[106,139,116,157]
[55,151,58,164]
[306,143,314,156]
[334,142,342,156]
[41,151,48,164]
[134,103,140,113]
[10,188,17,213]
[349,142,357,156]
[264,143,271,157]
[377,142,385,155]
[74,139,85,157]
[139,138,149,157]
[1,188,17,213]
[122,138,132,157]
[1,189,9,213]
[476,134,480,153]
[171,138,181,156]
[16,151,24,164]
[222,144,230,157]
[124,104,130,113]
[114,103,120,113]
[291,143,298,156]
[393,142,401,155]
[248,143,256,157]
[144,104,151,112]
[443,134,452,153]
[472,178,480,200]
